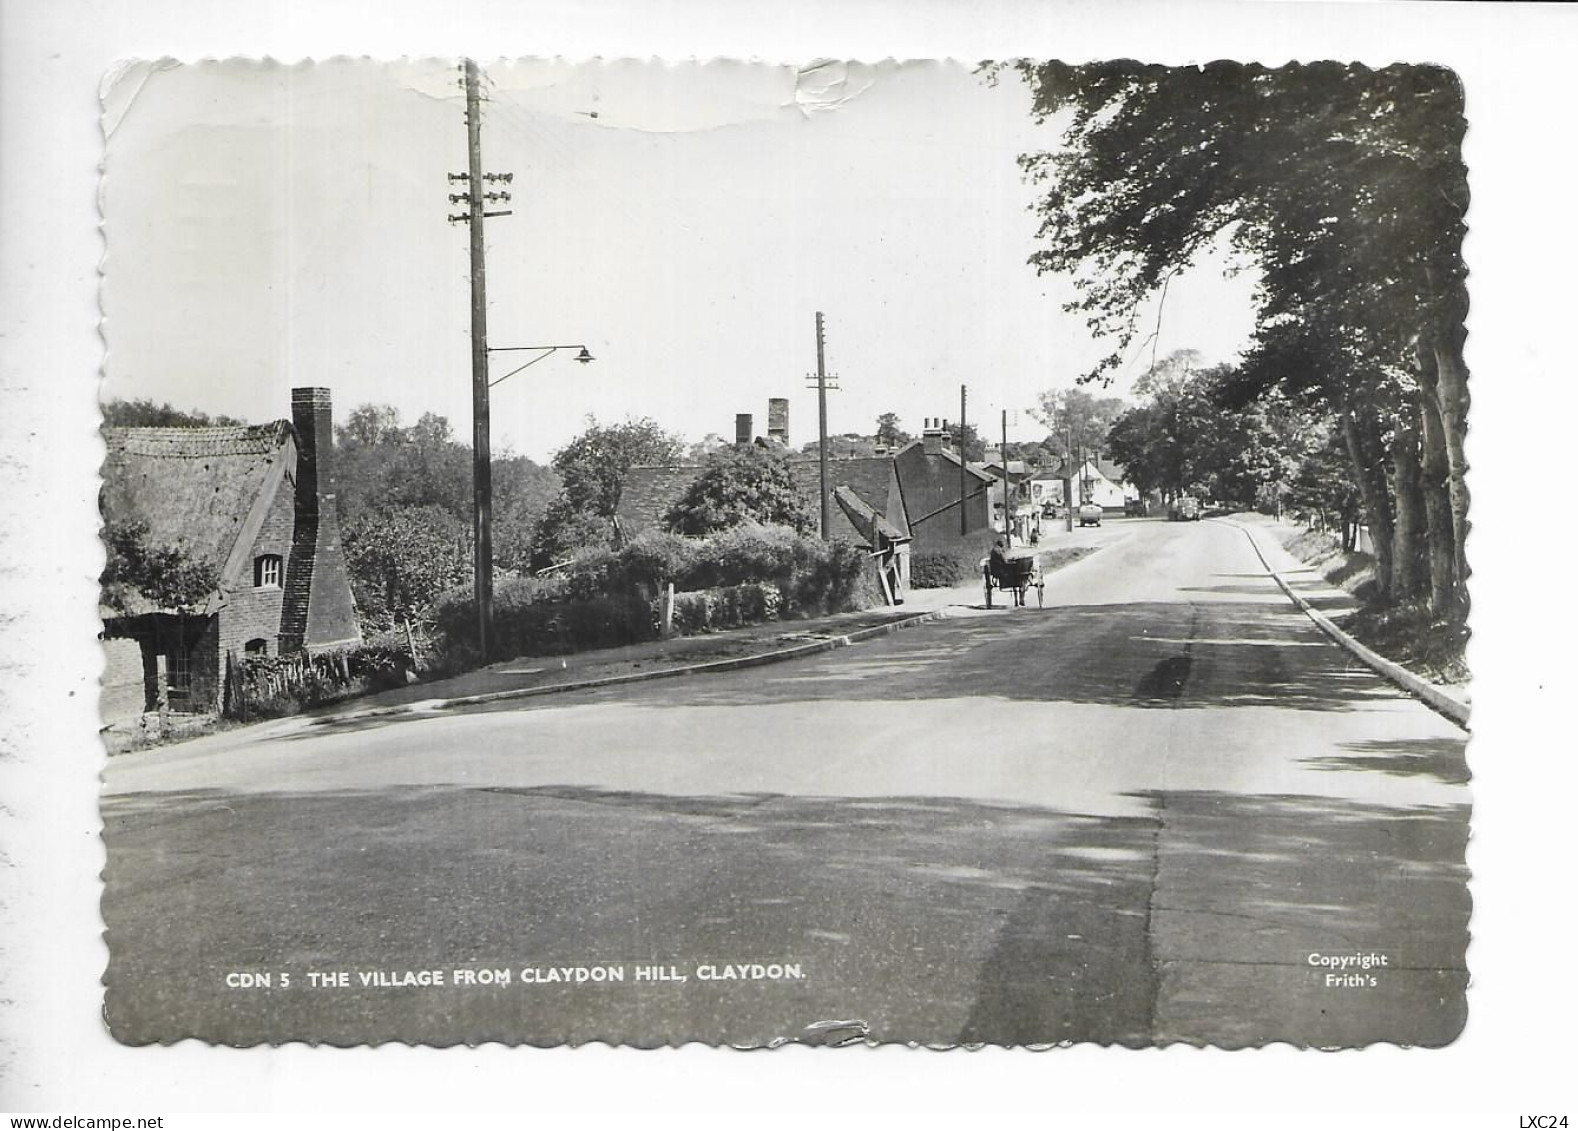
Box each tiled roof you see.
[1094,457,1129,484]
[833,486,907,547]
[616,465,703,533]
[788,458,910,544]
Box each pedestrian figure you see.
[988,539,1010,585]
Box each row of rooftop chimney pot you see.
[730,403,957,456]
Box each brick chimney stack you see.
[281,388,361,653]
[767,398,789,446]
[922,417,947,456]
[735,413,754,448]
[291,387,336,518]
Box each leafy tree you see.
[551,416,685,518]
[1003,60,1469,617]
[102,399,243,428]
[665,446,815,536]
[531,416,685,566]
[100,519,219,613]
[800,434,879,460]
[339,404,402,446]
[685,433,728,463]
[342,505,471,629]
[875,413,912,449]
[334,403,559,600]
[1033,386,1128,462]
[949,421,988,463]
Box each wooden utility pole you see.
[807,312,838,539]
[959,384,968,536]
[450,60,513,660]
[1063,427,1075,533]
[1001,408,1011,547]
[464,59,493,662]
[816,312,830,538]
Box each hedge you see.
[910,544,986,588]
[222,642,415,720]
[433,523,877,663]
[670,582,784,635]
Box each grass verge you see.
[1279,526,1469,688]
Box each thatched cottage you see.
[99,387,361,721]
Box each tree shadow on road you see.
[958,787,1469,1048]
[263,599,1432,749]
[101,781,1469,1049]
[1302,736,1471,785]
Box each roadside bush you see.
[910,544,984,588]
[785,537,869,614]
[670,582,784,635]
[683,523,800,590]
[432,574,568,645]
[617,530,699,590]
[432,523,877,665]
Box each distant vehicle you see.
[1124,498,1147,517]
[1169,495,1202,522]
[1078,502,1103,527]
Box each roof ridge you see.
[105,420,290,458]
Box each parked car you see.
[1078,502,1103,527]
[1169,495,1201,521]
[1124,498,1147,517]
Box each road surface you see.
[102,518,1470,1047]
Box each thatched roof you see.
[101,421,293,583]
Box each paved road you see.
[102,518,1470,1047]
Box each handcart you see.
[983,554,1044,609]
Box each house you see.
[889,421,995,554]
[1033,457,1136,513]
[977,452,1038,543]
[788,458,912,600]
[616,404,917,602]
[100,387,361,721]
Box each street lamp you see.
[487,344,595,388]
[472,342,596,662]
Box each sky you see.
[100,57,1260,462]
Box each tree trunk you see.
[1411,347,1459,619]
[1389,408,1428,606]
[1340,405,1394,603]
[1430,325,1471,622]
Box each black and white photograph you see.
[2,0,1575,1121]
[94,53,1471,1050]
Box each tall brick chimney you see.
[735,413,754,448]
[280,387,361,653]
[767,398,789,446]
[922,417,947,456]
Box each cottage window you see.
[165,646,192,709]
[244,637,269,656]
[254,554,283,588]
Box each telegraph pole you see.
[450,59,513,661]
[959,384,968,536]
[465,60,493,663]
[1001,408,1012,547]
[808,312,839,539]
